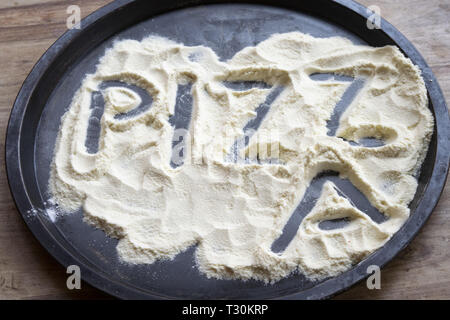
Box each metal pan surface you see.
[5,0,450,299]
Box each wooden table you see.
[0,0,448,300]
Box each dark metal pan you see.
[5,0,449,299]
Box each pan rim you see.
[5,0,450,299]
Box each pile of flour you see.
[50,32,433,282]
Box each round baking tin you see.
[5,0,450,299]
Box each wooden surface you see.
[0,0,448,300]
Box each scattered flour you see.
[49,32,433,282]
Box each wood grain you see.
[0,0,448,300]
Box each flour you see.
[49,32,433,282]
